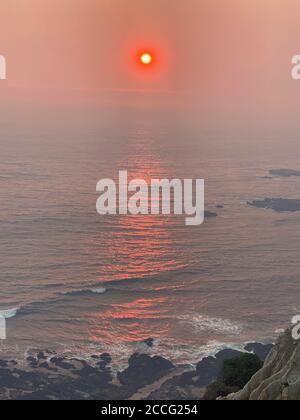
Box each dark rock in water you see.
[244,343,273,361]
[118,354,174,394]
[100,353,112,364]
[143,338,155,347]
[39,362,50,369]
[215,349,245,362]
[97,353,112,370]
[0,342,275,400]
[195,349,243,388]
[205,211,218,218]
[72,360,97,376]
[27,357,39,368]
[0,372,21,391]
[50,357,74,370]
[0,352,121,400]
[248,198,300,212]
[270,169,300,177]
[148,349,247,401]
[95,353,112,370]
[37,352,47,361]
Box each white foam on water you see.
[90,287,107,294]
[139,337,248,368]
[179,314,243,336]
[197,340,246,359]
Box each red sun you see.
[127,46,165,75]
[136,50,156,69]
[140,53,153,65]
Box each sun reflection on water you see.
[88,127,188,344]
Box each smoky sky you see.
[1,0,300,131]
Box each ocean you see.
[1,115,300,369]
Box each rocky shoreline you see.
[0,342,273,400]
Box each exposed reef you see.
[269,169,300,177]
[248,198,300,212]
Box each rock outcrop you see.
[248,198,300,212]
[117,354,175,395]
[0,342,274,400]
[221,330,300,400]
[269,169,300,177]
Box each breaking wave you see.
[179,314,243,336]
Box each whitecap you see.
[90,287,107,294]
[179,314,243,336]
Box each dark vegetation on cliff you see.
[203,354,263,400]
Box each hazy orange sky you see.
[1,0,300,130]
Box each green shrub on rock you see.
[203,353,263,400]
[220,353,263,389]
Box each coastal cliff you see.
[221,329,300,400]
